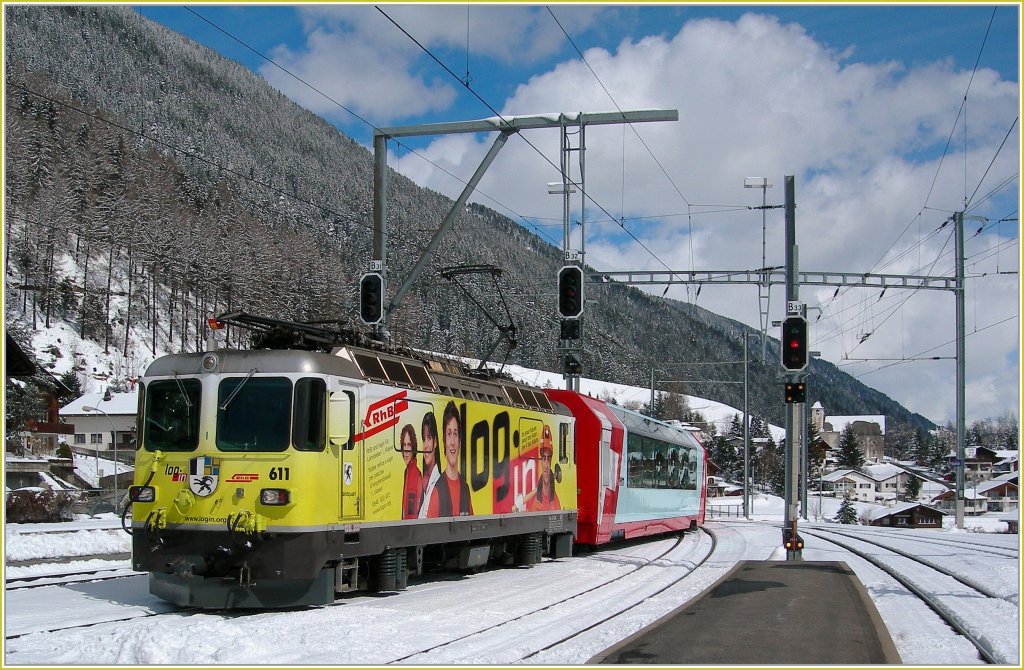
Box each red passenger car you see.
[545,390,707,546]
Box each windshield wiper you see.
[219,369,257,411]
[172,371,194,409]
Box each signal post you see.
[781,176,806,560]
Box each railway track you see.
[802,526,1018,665]
[6,565,141,591]
[814,525,1018,559]
[386,527,718,664]
[4,531,714,649]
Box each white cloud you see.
[257,5,611,125]
[260,26,456,124]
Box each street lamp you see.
[83,404,118,506]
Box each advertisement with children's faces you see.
[356,388,575,521]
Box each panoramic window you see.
[625,432,697,490]
[143,378,202,452]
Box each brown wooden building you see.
[868,502,946,528]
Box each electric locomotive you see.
[128,320,578,608]
[127,315,706,609]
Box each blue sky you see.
[132,4,1020,426]
[138,4,1019,145]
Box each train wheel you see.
[516,532,542,566]
[371,549,398,592]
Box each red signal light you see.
[781,316,808,371]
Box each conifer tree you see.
[835,492,858,524]
[836,425,866,469]
[904,474,922,501]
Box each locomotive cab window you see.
[217,376,291,452]
[143,378,201,452]
[292,378,326,451]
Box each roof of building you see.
[975,479,1018,494]
[60,391,139,416]
[868,502,946,521]
[5,333,37,376]
[862,463,905,481]
[932,488,987,501]
[822,469,874,483]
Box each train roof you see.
[608,403,705,449]
[144,345,565,416]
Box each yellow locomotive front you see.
[129,344,577,608]
[129,348,356,607]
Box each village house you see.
[931,487,989,515]
[944,445,1020,483]
[974,475,1018,512]
[867,502,946,529]
[59,390,139,492]
[821,469,878,502]
[4,333,75,456]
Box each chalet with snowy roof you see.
[860,463,908,501]
[821,464,919,503]
[867,502,945,529]
[4,333,75,456]
[810,402,885,464]
[60,391,139,455]
[931,487,988,515]
[60,391,138,491]
[974,478,1018,512]
[943,445,1017,480]
[821,469,877,502]
[992,450,1019,476]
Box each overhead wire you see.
[545,5,701,299]
[965,117,1018,210]
[849,315,1017,378]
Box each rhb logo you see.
[362,391,408,430]
[356,390,408,442]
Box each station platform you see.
[592,560,901,665]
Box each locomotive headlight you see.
[260,488,291,506]
[201,353,219,372]
[129,485,156,503]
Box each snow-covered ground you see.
[3,497,1018,665]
